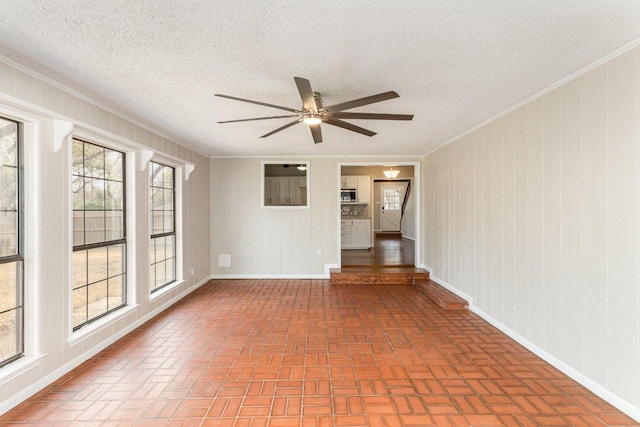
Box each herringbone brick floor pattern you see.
[1,280,638,426]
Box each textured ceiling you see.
[1,1,639,157]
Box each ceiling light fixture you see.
[383,167,400,179]
[297,165,307,171]
[302,113,322,125]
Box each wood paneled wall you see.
[424,46,640,409]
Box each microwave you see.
[341,188,357,203]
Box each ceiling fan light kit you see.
[215,77,413,144]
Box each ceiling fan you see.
[215,77,413,144]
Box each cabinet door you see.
[288,177,300,205]
[351,220,371,248]
[342,176,357,189]
[265,177,280,205]
[340,220,352,248]
[357,175,370,204]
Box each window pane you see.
[105,211,123,242]
[84,211,105,245]
[163,212,174,234]
[72,139,83,176]
[83,143,104,178]
[104,150,123,182]
[0,121,17,166]
[87,246,108,284]
[0,212,17,257]
[155,260,166,286]
[0,165,17,211]
[87,280,108,319]
[149,263,156,290]
[108,244,125,278]
[151,163,163,187]
[163,166,173,189]
[166,235,175,259]
[0,261,18,312]
[72,251,87,290]
[108,275,124,308]
[105,181,123,210]
[152,212,163,235]
[0,309,19,362]
[72,287,87,328]
[166,258,175,283]
[73,211,85,246]
[84,178,105,210]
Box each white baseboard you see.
[210,274,330,280]
[0,275,212,416]
[211,264,339,280]
[428,273,640,423]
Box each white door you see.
[381,185,402,232]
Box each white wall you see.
[210,157,421,276]
[0,58,210,412]
[423,46,640,414]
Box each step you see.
[413,279,469,312]
[330,266,429,285]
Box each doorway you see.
[339,164,419,267]
[380,184,403,232]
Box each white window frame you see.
[148,154,184,300]
[0,104,43,384]
[260,160,310,209]
[68,130,138,344]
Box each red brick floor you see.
[2,279,638,426]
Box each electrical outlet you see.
[190,268,195,276]
[316,249,321,256]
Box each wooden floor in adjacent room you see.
[341,233,415,267]
[2,279,637,426]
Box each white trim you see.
[52,120,73,152]
[211,274,331,280]
[428,273,640,423]
[149,279,185,302]
[401,235,415,241]
[69,304,139,346]
[428,274,474,304]
[0,354,47,386]
[211,154,421,159]
[260,160,310,209]
[336,161,421,267]
[139,149,154,171]
[0,275,212,416]
[427,36,640,157]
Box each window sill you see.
[0,353,47,386]
[69,304,139,347]
[149,279,185,302]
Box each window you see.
[0,117,22,367]
[149,162,176,292]
[262,161,309,208]
[71,139,126,330]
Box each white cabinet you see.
[341,219,371,249]
[351,220,371,248]
[264,177,280,205]
[341,175,371,204]
[341,175,357,189]
[357,176,370,204]
[265,177,307,206]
